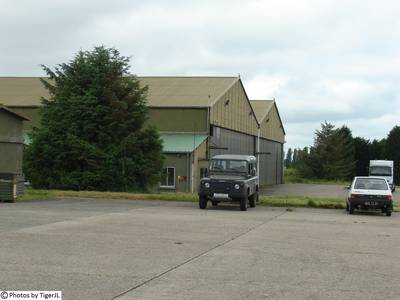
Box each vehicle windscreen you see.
[369,166,392,176]
[210,159,247,173]
[354,178,388,190]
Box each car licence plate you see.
[214,193,229,199]
[365,201,378,206]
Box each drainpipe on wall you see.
[257,124,260,185]
[191,152,195,193]
[186,153,190,192]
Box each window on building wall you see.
[160,167,175,188]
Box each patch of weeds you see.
[307,199,317,207]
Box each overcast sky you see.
[1,0,399,150]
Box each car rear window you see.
[354,178,388,190]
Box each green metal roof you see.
[160,133,208,153]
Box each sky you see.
[1,0,399,150]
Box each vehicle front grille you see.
[211,181,233,193]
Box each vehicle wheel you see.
[349,203,354,214]
[386,210,392,217]
[199,196,208,209]
[249,192,257,208]
[346,202,349,212]
[211,201,219,206]
[240,197,247,211]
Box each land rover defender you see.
[198,154,259,211]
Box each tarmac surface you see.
[1,198,400,300]
[262,183,400,201]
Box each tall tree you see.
[369,138,386,159]
[332,126,355,179]
[353,137,370,176]
[300,122,356,180]
[285,148,293,168]
[295,147,309,171]
[305,122,336,178]
[385,126,400,184]
[292,148,298,168]
[24,46,164,191]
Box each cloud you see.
[245,75,290,99]
[1,0,399,151]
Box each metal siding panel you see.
[0,111,24,143]
[211,81,258,137]
[159,154,188,192]
[0,174,24,201]
[259,105,285,143]
[0,181,13,201]
[209,127,254,158]
[7,107,40,131]
[258,139,283,186]
[0,143,23,174]
[147,108,208,133]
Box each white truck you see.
[369,160,395,192]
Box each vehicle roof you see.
[353,176,388,181]
[369,160,393,166]
[211,154,256,161]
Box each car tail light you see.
[350,193,357,199]
[386,195,392,201]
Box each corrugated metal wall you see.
[210,80,258,137]
[209,126,255,157]
[259,104,285,143]
[147,108,208,133]
[0,110,25,174]
[208,127,283,186]
[0,174,24,202]
[258,139,283,186]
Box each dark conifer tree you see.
[386,126,400,184]
[300,122,355,180]
[24,46,164,191]
[353,137,370,176]
[285,148,293,168]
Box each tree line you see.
[285,122,400,184]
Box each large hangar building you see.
[0,76,285,192]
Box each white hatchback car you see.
[347,176,393,216]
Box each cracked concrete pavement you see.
[1,198,400,299]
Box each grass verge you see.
[20,189,198,202]
[284,168,350,185]
[20,189,398,211]
[258,195,346,209]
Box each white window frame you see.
[160,166,175,188]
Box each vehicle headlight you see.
[234,184,240,190]
[205,182,210,188]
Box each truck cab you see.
[369,160,395,192]
[198,154,258,211]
